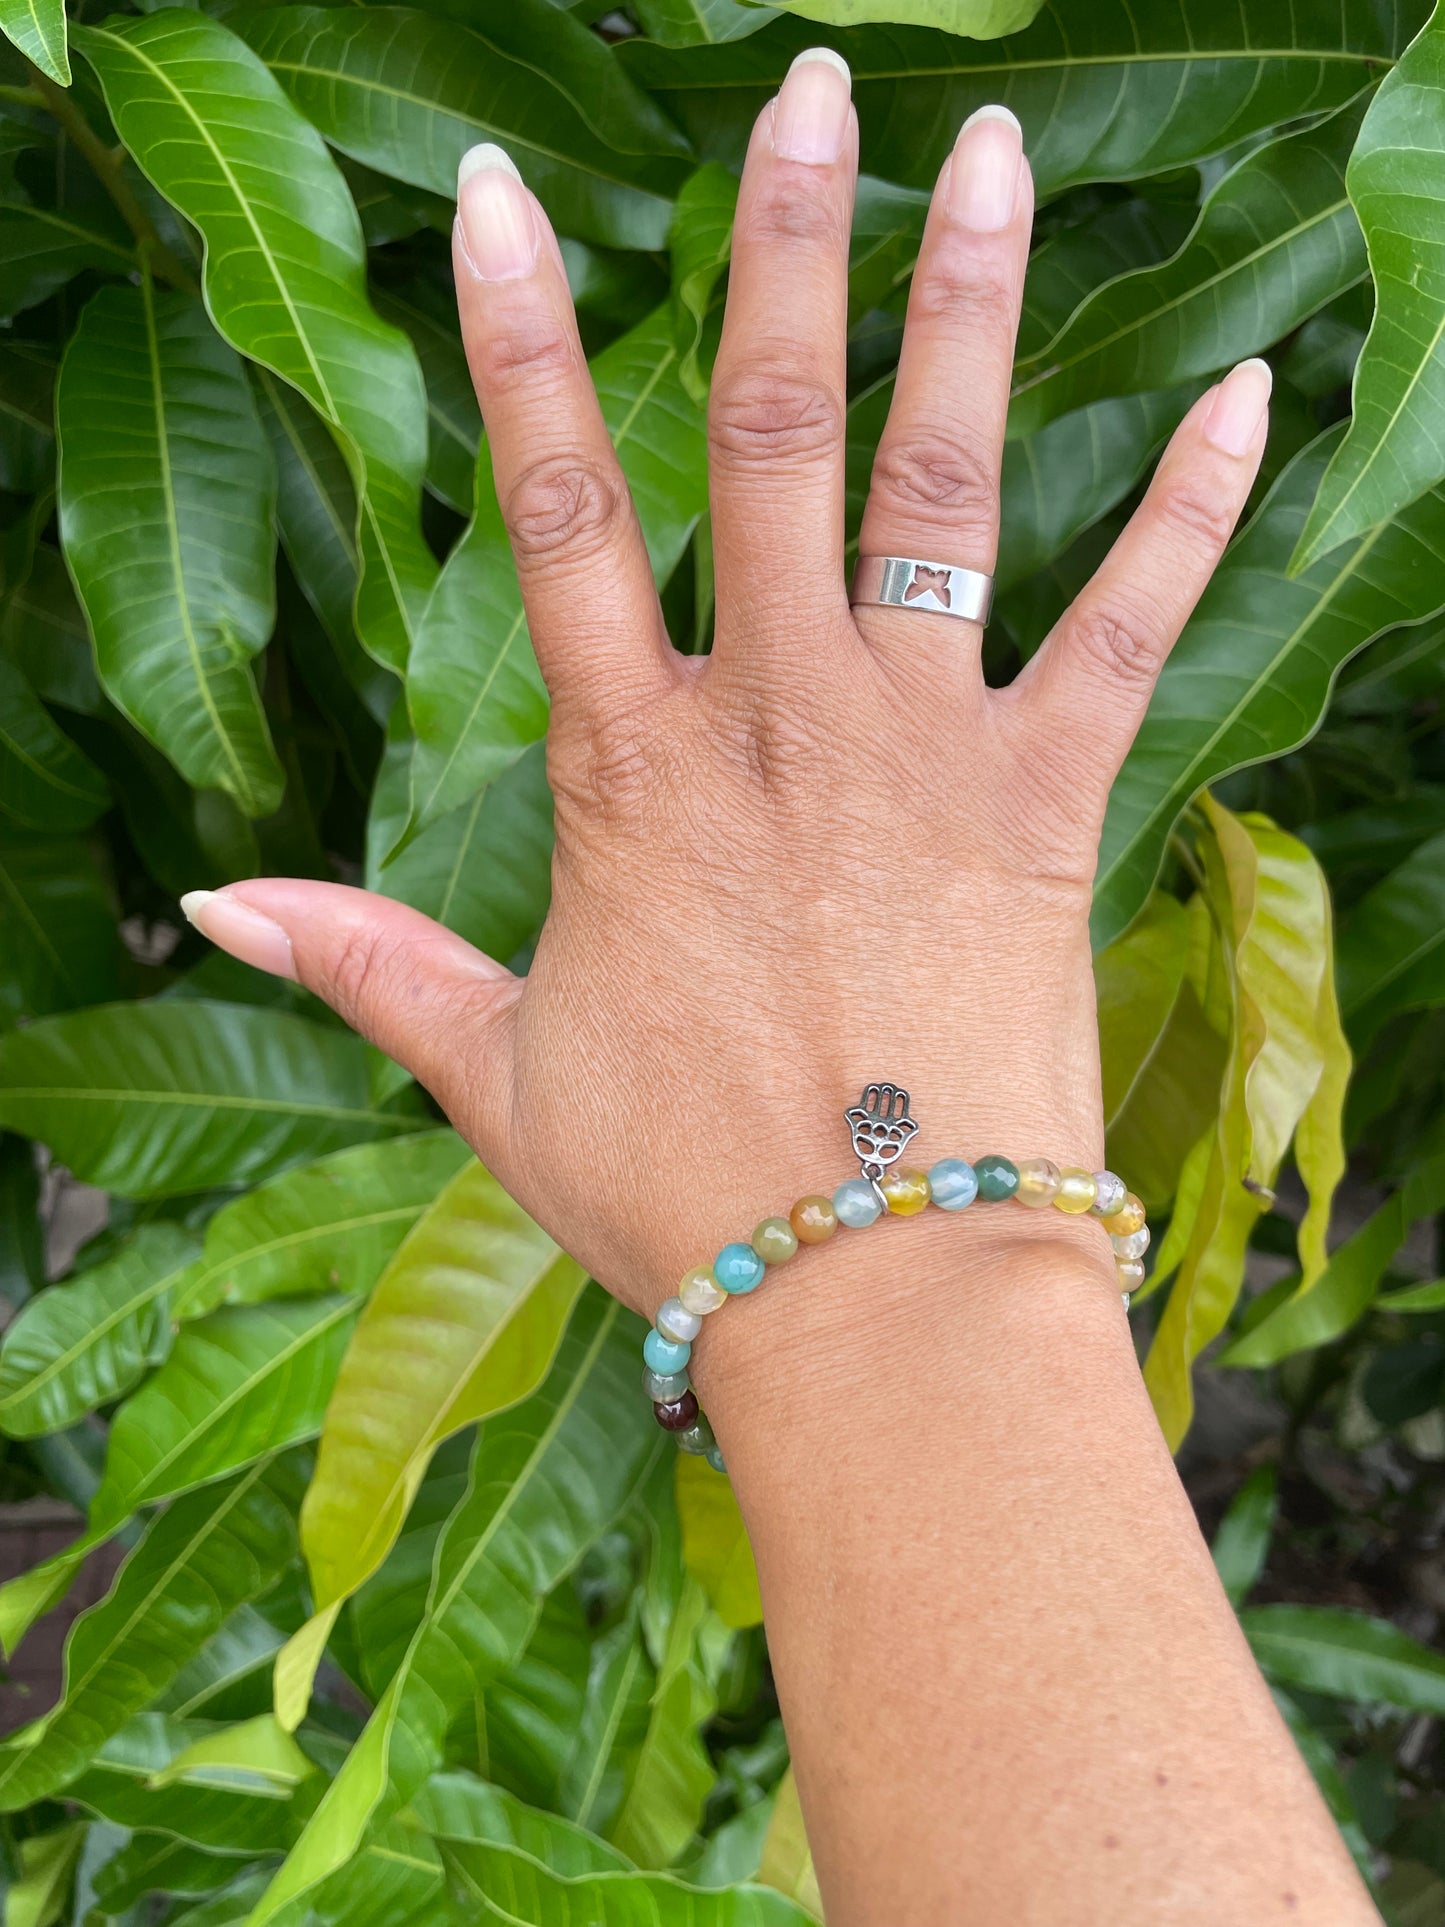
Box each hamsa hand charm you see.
[846,1083,918,1182]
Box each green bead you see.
[974,1155,1020,1202]
[752,1216,799,1265]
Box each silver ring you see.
[850,554,994,627]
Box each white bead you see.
[1116,1258,1145,1288]
[656,1296,701,1343]
[1091,1171,1127,1218]
[1111,1226,1150,1262]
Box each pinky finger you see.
[1009,358,1272,786]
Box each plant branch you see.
[23,60,198,293]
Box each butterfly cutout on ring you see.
[903,564,952,608]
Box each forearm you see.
[700,1220,1378,1926]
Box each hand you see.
[182,53,1270,1334]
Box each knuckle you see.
[327,923,403,1031]
[910,257,1014,334]
[503,456,627,569]
[709,361,843,471]
[1068,597,1170,690]
[1157,479,1239,555]
[744,179,846,251]
[471,314,574,396]
[869,429,997,542]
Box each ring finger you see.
[854,107,1033,678]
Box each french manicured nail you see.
[947,104,1023,232]
[772,47,852,166]
[1204,357,1273,457]
[180,890,297,981]
[455,143,539,280]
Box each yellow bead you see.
[880,1168,931,1215]
[790,1195,838,1244]
[678,1265,727,1316]
[1102,1192,1146,1237]
[1014,1157,1061,1208]
[1054,1168,1097,1214]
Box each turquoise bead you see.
[644,1328,691,1375]
[715,1241,766,1294]
[833,1178,882,1228]
[929,1158,978,1211]
[705,1445,727,1474]
[974,1155,1020,1202]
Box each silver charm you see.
[846,1083,918,1201]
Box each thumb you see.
[179,880,520,1157]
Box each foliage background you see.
[0,0,1444,1917]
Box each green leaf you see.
[1210,1466,1277,1607]
[0,829,120,1028]
[774,0,1042,30]
[372,284,481,516]
[0,1456,301,1809]
[57,282,283,817]
[1,542,103,716]
[0,1221,196,1438]
[177,1128,472,1318]
[1008,104,1367,438]
[757,1770,821,1921]
[0,999,422,1198]
[625,1,1414,198]
[1243,1604,1445,1714]
[75,8,436,673]
[634,0,774,51]
[609,1579,716,1868]
[1377,1275,1445,1310]
[411,1771,633,1877]
[1293,3,1445,569]
[1016,198,1193,363]
[154,1714,316,1796]
[1335,829,1445,1044]
[443,1833,816,1926]
[675,1454,761,1631]
[369,738,553,968]
[1271,1691,1373,1874]
[1092,428,1445,950]
[1221,1150,1445,1365]
[158,1605,290,1723]
[3,1823,84,1927]
[281,1160,586,1715]
[0,1298,355,1656]
[0,0,69,82]
[92,1833,265,1913]
[0,341,56,494]
[66,1714,308,1851]
[0,654,108,831]
[251,1292,659,1924]
[669,163,737,405]
[0,188,134,326]
[404,302,708,839]
[559,1604,656,1839]
[237,2,688,253]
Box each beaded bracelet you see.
[641,1084,1148,1472]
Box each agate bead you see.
[880,1167,931,1215]
[1116,1258,1146,1288]
[705,1445,727,1474]
[644,1328,691,1375]
[679,1265,727,1316]
[643,1367,690,1403]
[715,1241,766,1294]
[654,1391,699,1431]
[677,1419,716,1456]
[1091,1171,1127,1219]
[752,1217,799,1265]
[656,1295,702,1343]
[1054,1168,1097,1214]
[790,1195,838,1244]
[1015,1157,1062,1208]
[1102,1192,1147,1237]
[1111,1225,1151,1262]
[834,1178,883,1227]
[928,1158,978,1212]
[974,1155,1019,1202]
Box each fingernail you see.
[180,890,297,981]
[455,143,539,281]
[947,104,1023,232]
[1203,357,1273,456]
[772,47,852,166]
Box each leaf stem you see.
[22,60,198,294]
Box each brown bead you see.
[790,1194,838,1245]
[654,1392,699,1432]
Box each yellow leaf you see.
[150,1713,315,1794]
[675,1453,762,1630]
[282,1161,584,1723]
[759,1767,823,1921]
